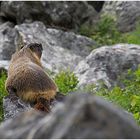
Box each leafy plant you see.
[79,15,126,46]
[79,15,140,47]
[79,24,95,37]
[94,66,140,125]
[54,70,79,95]
[0,71,8,122]
[123,21,140,45]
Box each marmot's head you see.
[18,43,43,59]
[26,43,43,59]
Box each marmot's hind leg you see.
[33,97,51,113]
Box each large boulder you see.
[75,44,140,88]
[101,1,140,32]
[15,21,96,72]
[0,1,51,25]
[43,1,99,31]
[0,22,16,60]
[0,93,140,138]
[0,1,98,31]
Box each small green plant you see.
[123,21,140,45]
[79,24,95,37]
[94,66,140,125]
[54,70,79,95]
[79,15,126,46]
[79,15,140,47]
[91,15,126,46]
[0,71,8,122]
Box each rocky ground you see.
[1,93,140,139]
[0,1,140,138]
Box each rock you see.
[0,1,51,25]
[74,44,140,88]
[15,21,96,72]
[3,94,32,121]
[88,1,104,12]
[0,93,140,138]
[101,1,140,32]
[44,1,99,31]
[0,22,16,60]
[3,91,65,120]
[0,1,98,31]
[0,60,9,70]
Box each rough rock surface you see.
[0,22,16,60]
[15,21,96,72]
[0,60,9,70]
[75,44,140,88]
[0,1,51,25]
[0,1,98,31]
[0,93,140,139]
[3,91,65,120]
[101,1,140,32]
[43,1,98,31]
[3,94,32,121]
[88,1,104,12]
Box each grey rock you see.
[0,1,98,31]
[101,1,140,32]
[0,60,9,70]
[3,91,65,120]
[0,93,140,138]
[0,22,16,60]
[15,21,96,72]
[3,94,32,121]
[44,1,99,31]
[88,1,104,12]
[0,1,51,25]
[75,44,140,88]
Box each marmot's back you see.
[6,62,57,93]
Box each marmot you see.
[5,43,58,112]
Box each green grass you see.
[79,15,140,47]
[91,67,140,125]
[53,68,140,125]
[0,71,8,122]
[79,15,126,47]
[123,22,140,45]
[54,70,79,95]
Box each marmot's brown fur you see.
[5,43,57,111]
